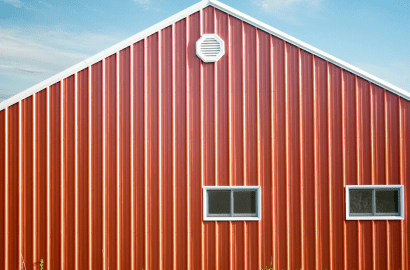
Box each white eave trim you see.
[208,0,410,100]
[0,0,210,111]
[1,0,409,111]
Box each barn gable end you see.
[0,1,409,270]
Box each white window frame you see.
[345,185,404,220]
[203,186,261,221]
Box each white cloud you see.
[1,0,23,8]
[36,0,53,8]
[0,26,125,70]
[132,0,161,11]
[0,64,47,74]
[256,0,321,11]
[134,0,151,4]
[0,25,127,99]
[253,0,324,22]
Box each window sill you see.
[203,216,261,221]
[345,215,404,221]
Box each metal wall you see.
[1,6,409,270]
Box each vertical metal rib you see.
[102,57,107,270]
[60,78,65,270]
[46,86,51,270]
[87,65,92,270]
[130,42,135,270]
[326,62,334,270]
[298,47,305,270]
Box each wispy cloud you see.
[353,60,410,92]
[0,25,127,99]
[134,0,151,4]
[36,0,53,8]
[132,0,161,11]
[0,0,49,12]
[1,0,23,8]
[256,0,322,10]
[253,0,324,22]
[0,89,13,102]
[0,64,46,74]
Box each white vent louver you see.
[196,34,225,63]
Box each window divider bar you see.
[230,190,234,217]
[372,188,376,216]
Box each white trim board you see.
[203,186,262,221]
[345,185,405,221]
[1,0,409,111]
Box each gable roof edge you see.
[0,0,408,111]
[0,0,209,111]
[209,0,410,101]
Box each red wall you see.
[1,6,409,270]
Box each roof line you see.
[208,0,410,100]
[1,0,409,111]
[0,0,209,111]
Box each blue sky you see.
[0,0,409,102]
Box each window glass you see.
[376,189,399,214]
[208,190,230,214]
[349,189,373,214]
[234,191,256,214]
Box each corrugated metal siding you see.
[0,6,409,270]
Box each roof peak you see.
[0,0,408,110]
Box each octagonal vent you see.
[196,34,225,63]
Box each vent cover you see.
[196,34,225,63]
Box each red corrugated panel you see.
[385,91,402,269]
[0,110,5,269]
[285,42,301,270]
[186,11,201,270]
[401,98,410,270]
[229,14,245,270]
[20,96,33,270]
[356,77,373,270]
[202,7,216,270]
[328,63,344,270]
[34,89,47,269]
[299,49,315,270]
[159,24,173,270]
[77,68,90,269]
[62,75,75,270]
[215,9,230,270]
[104,53,117,270]
[48,82,62,270]
[271,36,286,270]
[243,20,259,270]
[0,7,409,270]
[90,61,103,270]
[314,56,330,270]
[257,28,273,270]
[6,103,19,269]
[342,70,359,270]
[132,39,145,270]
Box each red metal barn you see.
[0,0,409,269]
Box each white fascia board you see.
[209,0,410,101]
[0,0,209,111]
[1,0,409,111]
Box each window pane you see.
[208,190,231,214]
[234,191,256,214]
[349,189,373,214]
[376,190,399,214]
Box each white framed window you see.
[345,185,404,220]
[203,186,261,221]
